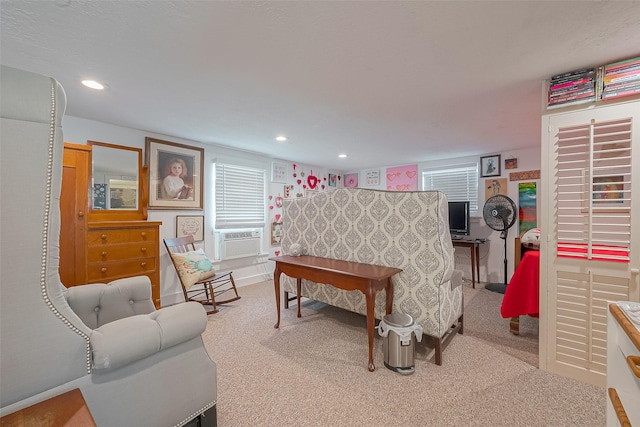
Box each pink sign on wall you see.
[386,164,418,191]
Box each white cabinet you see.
[607,303,640,426]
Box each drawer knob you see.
[101,251,107,257]
[101,267,107,273]
[141,247,147,252]
[101,234,107,240]
[140,262,147,267]
[140,232,147,238]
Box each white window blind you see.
[215,162,266,229]
[422,163,479,215]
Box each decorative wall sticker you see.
[385,164,417,191]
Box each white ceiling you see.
[2,1,640,170]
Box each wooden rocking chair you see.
[164,235,241,314]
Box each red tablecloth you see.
[500,251,540,318]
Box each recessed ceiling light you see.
[338,154,347,158]
[275,136,288,142]
[81,80,104,90]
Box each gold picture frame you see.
[145,137,204,210]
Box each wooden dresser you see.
[87,221,162,308]
[60,142,162,309]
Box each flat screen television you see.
[448,201,470,238]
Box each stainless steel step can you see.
[381,313,416,375]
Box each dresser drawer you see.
[88,243,157,262]
[87,258,156,282]
[87,227,157,245]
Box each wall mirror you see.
[88,141,146,221]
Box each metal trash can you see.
[377,313,423,375]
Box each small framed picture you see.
[505,158,518,170]
[271,162,288,183]
[480,154,501,178]
[363,169,380,187]
[176,215,205,241]
[344,172,359,188]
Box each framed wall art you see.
[145,137,204,209]
[176,215,205,241]
[581,172,629,212]
[271,161,288,183]
[344,172,359,188]
[480,154,501,177]
[363,169,380,187]
[505,157,518,170]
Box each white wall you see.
[62,114,541,299]
[350,146,542,285]
[63,116,341,306]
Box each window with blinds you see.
[555,117,632,262]
[214,162,266,229]
[422,163,479,215]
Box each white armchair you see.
[0,65,217,427]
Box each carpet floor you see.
[201,280,605,426]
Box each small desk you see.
[270,255,402,372]
[452,239,484,288]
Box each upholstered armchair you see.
[0,66,217,426]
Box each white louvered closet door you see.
[541,100,640,387]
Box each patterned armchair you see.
[280,188,464,365]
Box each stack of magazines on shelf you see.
[547,68,596,109]
[601,56,640,101]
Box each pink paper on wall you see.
[386,164,418,191]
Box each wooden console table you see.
[452,239,485,288]
[0,388,96,426]
[270,255,402,372]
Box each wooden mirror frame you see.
[87,141,148,221]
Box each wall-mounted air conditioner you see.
[217,230,262,260]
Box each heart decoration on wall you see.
[307,170,319,189]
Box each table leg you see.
[469,245,476,288]
[296,278,302,318]
[385,278,393,315]
[475,244,480,288]
[273,266,281,329]
[365,283,376,372]
[509,316,520,335]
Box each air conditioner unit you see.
[218,230,262,260]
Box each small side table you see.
[0,388,96,427]
[452,239,485,288]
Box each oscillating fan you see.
[483,194,517,294]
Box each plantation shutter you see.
[556,118,632,261]
[215,162,266,229]
[542,101,639,387]
[422,163,479,215]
